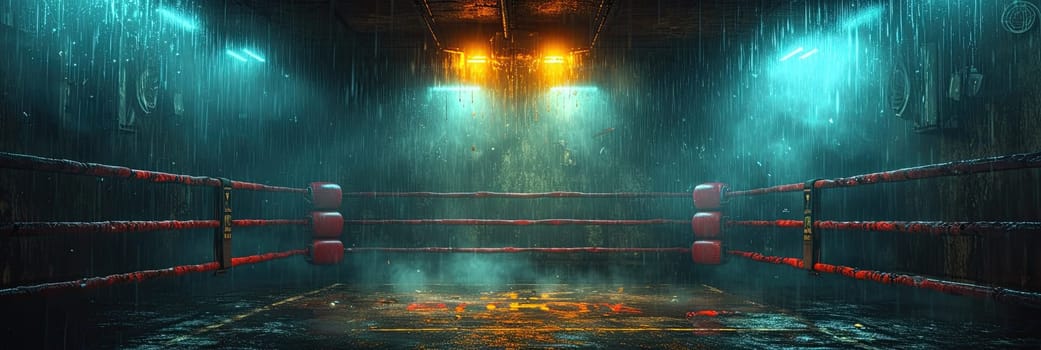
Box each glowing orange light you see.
[406,303,447,311]
[543,55,565,64]
[403,301,642,315]
[467,55,488,64]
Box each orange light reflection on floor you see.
[405,301,641,316]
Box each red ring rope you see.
[726,220,1041,236]
[0,152,306,194]
[345,247,691,253]
[727,151,1041,197]
[0,249,307,297]
[1,219,309,236]
[727,250,1041,308]
[346,219,688,226]
[344,191,690,198]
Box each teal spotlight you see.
[226,49,248,62]
[241,49,266,63]
[157,7,199,32]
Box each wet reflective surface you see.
[82,283,1041,349]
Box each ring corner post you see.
[802,179,821,272]
[215,178,233,272]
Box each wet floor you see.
[74,283,1041,349]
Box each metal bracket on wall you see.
[215,178,233,272]
[802,179,821,273]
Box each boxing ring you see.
[2,150,1041,346]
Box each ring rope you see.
[726,220,1041,236]
[727,151,1041,197]
[0,249,307,298]
[344,191,690,198]
[727,250,1041,308]
[1,219,310,236]
[346,219,688,226]
[345,247,691,253]
[0,151,305,194]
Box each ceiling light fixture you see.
[779,47,804,62]
[430,85,481,92]
[550,86,598,92]
[226,49,248,62]
[241,49,266,63]
[799,48,819,60]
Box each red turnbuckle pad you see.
[692,212,723,239]
[311,211,344,238]
[693,183,728,210]
[310,240,345,265]
[691,240,723,265]
[309,182,343,210]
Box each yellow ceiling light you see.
[467,55,489,64]
[543,55,565,64]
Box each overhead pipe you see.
[500,0,510,40]
[413,0,442,50]
[590,0,614,48]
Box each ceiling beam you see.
[499,0,510,40]
[413,0,442,49]
[590,0,614,49]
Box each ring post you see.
[802,179,821,272]
[215,178,233,272]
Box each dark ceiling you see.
[225,0,783,52]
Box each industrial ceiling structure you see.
[223,0,782,51]
[213,0,787,91]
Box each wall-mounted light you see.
[466,55,488,64]
[157,7,199,32]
